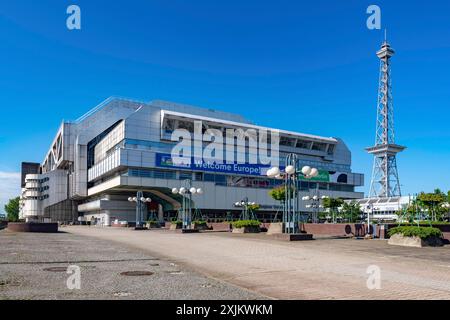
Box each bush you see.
[193,220,207,226]
[400,220,450,227]
[388,226,443,240]
[232,220,260,229]
[171,220,182,225]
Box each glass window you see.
[179,171,192,180]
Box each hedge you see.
[193,220,207,226]
[232,220,261,229]
[388,226,443,240]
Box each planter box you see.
[266,222,283,235]
[169,223,183,230]
[388,234,444,248]
[193,223,209,231]
[232,226,260,234]
[7,222,58,233]
[146,222,161,229]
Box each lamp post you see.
[128,191,152,230]
[366,204,374,236]
[234,197,257,221]
[303,195,328,223]
[267,154,319,234]
[172,180,203,230]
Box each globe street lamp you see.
[128,191,152,230]
[303,195,328,223]
[172,180,203,230]
[234,197,257,221]
[267,154,319,234]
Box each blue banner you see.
[155,153,271,177]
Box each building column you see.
[104,211,111,227]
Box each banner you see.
[155,153,330,181]
[155,153,271,177]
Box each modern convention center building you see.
[20,97,364,225]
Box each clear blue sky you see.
[1,0,450,211]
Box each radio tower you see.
[366,35,406,198]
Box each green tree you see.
[322,197,344,223]
[417,190,447,221]
[4,197,20,222]
[268,186,293,202]
[340,201,361,223]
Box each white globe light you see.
[285,165,296,175]
[313,196,319,201]
[132,197,137,202]
[304,196,311,201]
[322,196,329,200]
[196,188,203,195]
[306,205,312,209]
[235,202,240,206]
[128,197,133,202]
[145,198,152,203]
[302,166,312,176]
[190,187,197,194]
[140,197,146,202]
[179,187,186,194]
[275,174,284,180]
[268,167,280,178]
[172,188,179,194]
[251,202,256,206]
[310,168,319,178]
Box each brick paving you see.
[65,226,450,300]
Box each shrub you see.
[170,220,182,225]
[232,220,261,229]
[388,226,443,240]
[402,221,450,226]
[193,220,207,226]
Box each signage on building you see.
[155,153,270,176]
[155,153,330,181]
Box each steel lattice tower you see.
[366,40,406,198]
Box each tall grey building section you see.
[20,97,364,225]
[366,40,406,198]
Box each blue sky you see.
[1,0,450,212]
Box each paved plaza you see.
[0,229,263,300]
[2,226,450,300]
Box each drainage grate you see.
[0,280,20,286]
[43,267,68,272]
[120,271,154,276]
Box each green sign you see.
[299,170,329,182]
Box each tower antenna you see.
[366,40,406,198]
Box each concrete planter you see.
[388,234,444,248]
[146,222,161,229]
[169,223,183,230]
[266,222,283,235]
[7,222,58,233]
[232,226,260,234]
[193,223,209,231]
